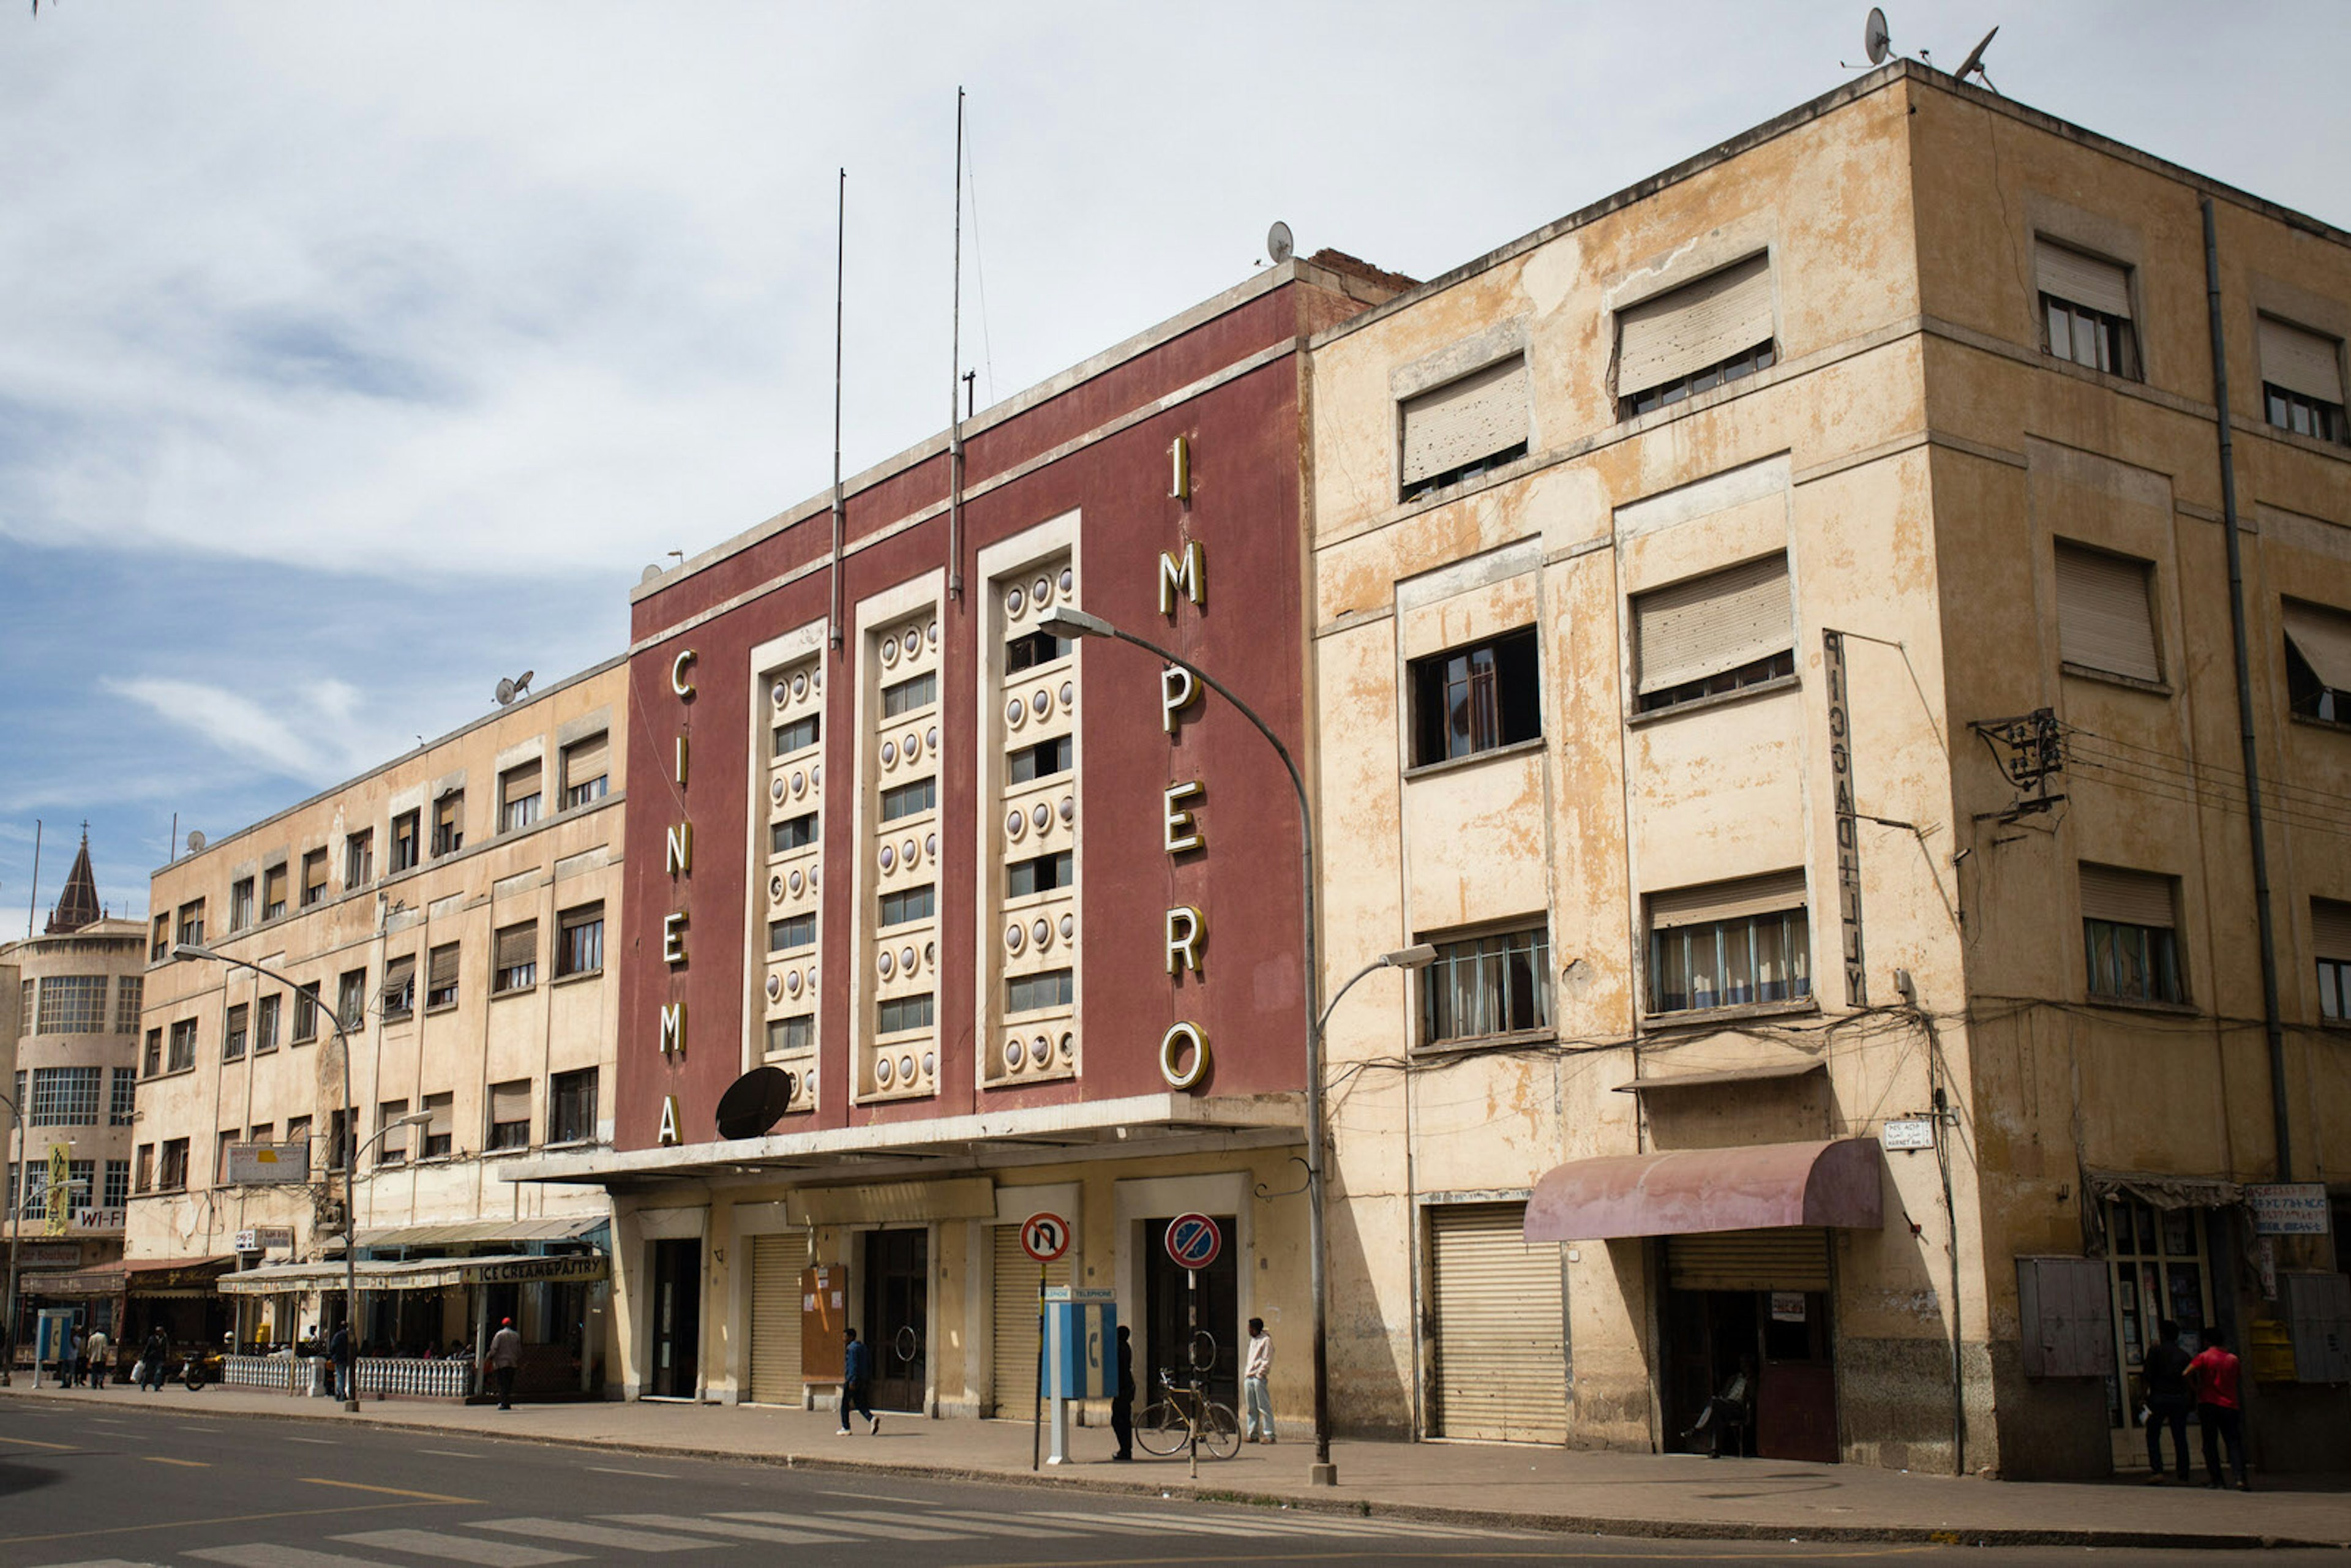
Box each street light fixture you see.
[1040,603,1409,1488]
[173,940,368,1411]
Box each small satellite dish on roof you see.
[186,830,206,853]
[1952,24,1999,88]
[495,678,516,707]
[1267,221,1294,266]
[1864,7,1892,64]
[716,1065,798,1141]
[641,563,664,584]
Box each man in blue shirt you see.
[839,1327,877,1435]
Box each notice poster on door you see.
[1769,1291,1807,1323]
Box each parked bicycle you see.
[1134,1368,1240,1460]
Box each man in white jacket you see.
[1243,1318,1275,1443]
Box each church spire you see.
[44,823,102,935]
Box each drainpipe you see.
[2201,197,2293,1182]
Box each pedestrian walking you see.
[140,1327,168,1391]
[60,1326,82,1389]
[838,1327,878,1436]
[1110,1325,1135,1461]
[2189,1327,2251,1490]
[328,1322,355,1403]
[2140,1319,2194,1484]
[1243,1318,1274,1444]
[84,1327,110,1391]
[485,1317,523,1411]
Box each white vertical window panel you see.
[2259,317,2345,404]
[2054,542,2160,682]
[2035,242,2132,320]
[2079,864,2175,929]
[1617,254,1774,399]
[1400,356,1529,488]
[1634,553,1793,696]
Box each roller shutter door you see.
[1665,1228,1831,1292]
[1428,1204,1567,1443]
[991,1225,1070,1418]
[748,1232,809,1406]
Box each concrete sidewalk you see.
[5,1381,2345,1551]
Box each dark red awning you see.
[1523,1138,1884,1243]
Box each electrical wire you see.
[959,108,997,407]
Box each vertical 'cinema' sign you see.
[657,648,695,1144]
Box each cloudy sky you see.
[2,1,2346,929]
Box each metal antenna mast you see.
[830,168,846,651]
[948,88,967,601]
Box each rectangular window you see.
[1005,627,1073,673]
[432,792,464,857]
[880,778,937,822]
[254,994,281,1054]
[487,1080,531,1150]
[2036,241,2140,379]
[882,671,937,718]
[770,812,819,853]
[1422,925,1553,1043]
[493,922,538,994]
[877,993,935,1034]
[247,1122,272,1144]
[112,975,142,1035]
[772,715,820,758]
[262,864,288,920]
[1007,968,1074,1013]
[301,848,329,908]
[1008,850,1074,898]
[134,1144,154,1195]
[141,1028,161,1076]
[336,967,367,1030]
[65,1158,93,1216]
[426,943,460,1010]
[150,913,168,962]
[2081,863,2183,1004]
[419,1093,452,1159]
[381,954,416,1019]
[344,829,373,888]
[1618,254,1776,416]
[30,1065,103,1125]
[1633,554,1795,713]
[391,809,421,872]
[217,1130,238,1184]
[224,1003,248,1060]
[103,1159,129,1210]
[557,903,604,977]
[36,975,108,1035]
[2260,316,2347,438]
[285,1114,310,1154]
[176,898,206,948]
[766,1015,814,1056]
[548,1067,598,1144]
[159,1138,189,1192]
[879,884,936,928]
[376,1099,410,1166]
[1400,354,1531,500]
[768,913,817,953]
[1647,874,1812,1015]
[561,732,612,807]
[293,981,320,1043]
[110,1068,135,1125]
[499,760,542,832]
[1409,628,1540,765]
[1008,735,1073,784]
[229,877,255,932]
[167,1018,197,1073]
[2055,541,2161,683]
[13,979,23,1041]
[2315,898,2351,1022]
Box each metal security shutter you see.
[1428,1204,1567,1443]
[1635,554,1793,696]
[2054,542,2160,681]
[1400,356,1529,488]
[2282,602,2351,692]
[2313,899,2351,963]
[2259,317,2345,403]
[2079,864,2175,929]
[1666,1229,1831,1292]
[1649,868,1808,929]
[748,1232,809,1406]
[991,1225,1069,1418]
[488,1081,530,1125]
[1618,254,1774,399]
[2036,242,2132,320]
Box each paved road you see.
[0,1400,2333,1567]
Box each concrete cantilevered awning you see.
[1523,1137,1884,1243]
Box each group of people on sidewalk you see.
[2139,1320,2252,1490]
[40,1326,177,1391]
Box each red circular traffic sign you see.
[1020,1211,1072,1264]
[1164,1212,1222,1271]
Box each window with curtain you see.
[2080,863,2183,1003]
[1420,925,1551,1044]
[1646,871,1812,1015]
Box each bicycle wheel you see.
[1198,1400,1241,1460]
[1134,1400,1190,1457]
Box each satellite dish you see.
[512,670,534,698]
[1952,24,1998,84]
[1266,221,1294,266]
[716,1065,798,1141]
[1864,7,1892,64]
[186,830,206,853]
[641,564,664,585]
[495,678,516,707]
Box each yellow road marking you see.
[302,1477,481,1504]
[0,1433,77,1449]
[144,1455,209,1467]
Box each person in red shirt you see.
[2187,1327,2250,1490]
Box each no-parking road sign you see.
[1021,1212,1073,1264]
[1164,1212,1222,1272]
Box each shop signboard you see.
[227,1142,310,1184]
[2246,1184,2331,1237]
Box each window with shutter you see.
[377,1099,410,1166]
[561,732,611,807]
[2036,241,2140,379]
[499,760,542,832]
[2260,317,2347,443]
[380,955,416,1019]
[557,902,604,977]
[2283,599,2351,724]
[2054,542,2161,683]
[2080,863,2183,1003]
[426,943,460,1010]
[487,1079,531,1149]
[2314,898,2351,1022]
[1646,871,1812,1015]
[1399,355,1530,500]
[493,921,538,993]
[421,1091,454,1158]
[1633,554,1795,712]
[1617,254,1776,415]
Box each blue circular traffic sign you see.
[1164,1212,1221,1271]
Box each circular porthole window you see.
[898,1052,916,1083]
[1032,689,1050,718]
[878,950,895,978]
[1006,587,1026,617]
[790,770,805,798]
[1033,575,1052,609]
[1006,696,1026,728]
[880,739,897,767]
[879,843,896,872]
[786,970,803,997]
[924,939,936,967]
[1058,795,1074,823]
[877,1056,895,1086]
[768,874,785,903]
[1032,917,1051,948]
[1032,802,1051,831]
[900,944,916,973]
[765,972,782,1001]
[924,831,938,860]
[788,868,804,896]
[1006,808,1026,841]
[926,724,939,751]
[880,637,899,667]
[1059,1031,1075,1061]
[811,763,821,789]
[793,671,809,700]
[771,777,787,806]
[1059,913,1074,940]
[902,730,920,762]
[927,621,939,647]
[1030,1035,1051,1067]
[1003,1038,1025,1071]
[901,836,917,868]
[771,680,789,708]
[1060,680,1074,711]
[922,1050,936,1078]
[1005,923,1025,954]
[1059,567,1073,595]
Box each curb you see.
[5,1387,2341,1553]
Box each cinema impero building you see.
[507,257,1404,1419]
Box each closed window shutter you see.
[427,944,460,989]
[2080,864,2175,928]
[379,955,414,1001]
[561,902,602,936]
[1400,356,1529,488]
[2055,542,2160,681]
[1618,254,1774,399]
[489,1081,530,1123]
[2283,601,2351,692]
[2313,899,2351,962]
[1635,553,1793,695]
[2036,242,2132,320]
[504,759,540,795]
[564,733,610,788]
[495,922,538,970]
[426,1094,452,1139]
[1649,868,1809,930]
[2259,317,2345,404]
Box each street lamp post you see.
[173,942,366,1411]
[1,1089,22,1385]
[1039,605,1430,1487]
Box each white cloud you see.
[102,675,394,786]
